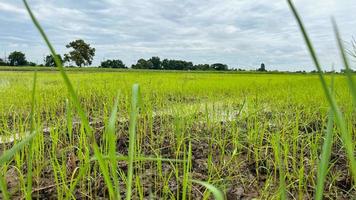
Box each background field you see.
[0,70,354,199]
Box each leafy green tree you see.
[132,59,153,69]
[161,59,170,70]
[8,51,27,66]
[100,59,126,68]
[44,54,63,67]
[211,63,228,71]
[194,64,210,70]
[149,56,161,69]
[161,59,193,70]
[27,62,37,66]
[257,63,266,72]
[64,39,95,67]
[0,58,7,66]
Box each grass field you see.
[0,0,355,199]
[0,70,355,199]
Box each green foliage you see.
[131,58,153,69]
[8,51,27,66]
[287,0,356,195]
[149,56,161,69]
[0,58,7,66]
[161,59,193,70]
[100,59,127,68]
[64,39,96,67]
[44,54,63,67]
[194,64,210,70]
[211,63,228,71]
[257,63,267,72]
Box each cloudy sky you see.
[0,0,355,71]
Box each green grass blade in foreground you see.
[191,180,224,200]
[26,71,38,200]
[332,20,356,106]
[0,174,9,200]
[107,92,121,200]
[126,84,140,200]
[23,0,121,198]
[22,0,92,136]
[0,133,38,165]
[315,110,334,200]
[287,0,356,184]
[93,144,116,199]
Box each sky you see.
[0,0,355,71]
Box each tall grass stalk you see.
[126,84,140,200]
[287,0,356,184]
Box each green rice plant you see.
[0,72,38,200]
[287,0,356,187]
[126,84,140,200]
[271,132,286,200]
[315,110,334,200]
[191,180,224,200]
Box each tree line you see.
[0,39,271,71]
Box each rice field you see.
[0,0,356,199]
[0,70,355,199]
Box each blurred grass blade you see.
[0,174,9,200]
[315,110,334,200]
[23,0,92,137]
[287,0,356,184]
[191,180,224,200]
[332,19,356,106]
[0,132,37,165]
[107,92,121,200]
[126,84,140,200]
[93,144,116,199]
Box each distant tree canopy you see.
[211,63,228,71]
[44,54,63,67]
[27,62,37,66]
[100,59,126,68]
[131,58,153,69]
[8,51,27,66]
[257,63,267,71]
[131,57,228,71]
[161,59,193,70]
[64,39,95,67]
[149,56,161,69]
[0,58,7,66]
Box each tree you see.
[131,59,153,69]
[27,62,37,66]
[100,59,126,68]
[64,39,95,67]
[257,63,266,72]
[44,54,63,67]
[211,63,228,71]
[0,58,7,66]
[149,56,161,69]
[194,64,210,70]
[8,51,27,66]
[161,59,193,70]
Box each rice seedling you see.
[0,0,355,199]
